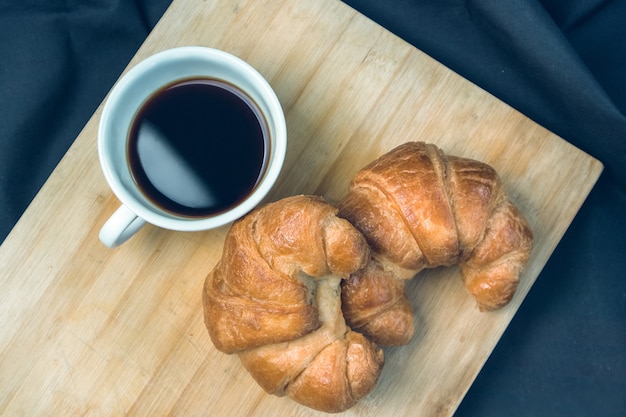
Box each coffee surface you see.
[128,78,268,217]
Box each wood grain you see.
[0,0,602,416]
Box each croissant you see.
[203,195,384,413]
[338,142,533,346]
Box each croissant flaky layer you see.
[338,142,534,345]
[203,195,384,413]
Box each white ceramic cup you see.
[98,47,286,247]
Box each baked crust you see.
[203,195,384,413]
[338,142,533,345]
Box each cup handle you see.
[99,204,147,248]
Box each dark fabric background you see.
[1,1,624,416]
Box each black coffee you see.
[128,78,268,217]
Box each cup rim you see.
[98,46,286,231]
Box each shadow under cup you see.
[98,47,286,244]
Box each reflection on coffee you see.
[128,78,269,217]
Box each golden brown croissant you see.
[203,195,384,413]
[338,142,533,346]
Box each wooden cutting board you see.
[0,0,603,415]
